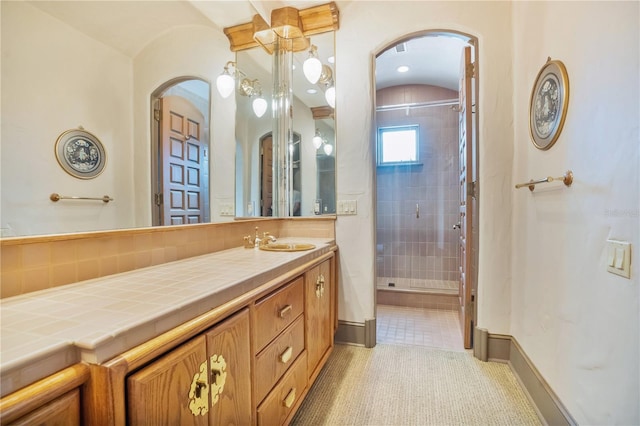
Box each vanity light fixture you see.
[316,63,336,108]
[323,142,333,155]
[303,45,323,84]
[216,61,237,98]
[217,61,268,117]
[312,129,323,149]
[252,96,268,118]
[312,129,333,155]
[325,86,336,108]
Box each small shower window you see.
[377,125,420,166]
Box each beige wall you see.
[510,2,639,424]
[335,0,514,335]
[0,2,135,236]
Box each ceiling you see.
[376,34,469,92]
[28,1,465,96]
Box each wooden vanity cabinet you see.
[0,364,89,426]
[305,258,334,381]
[253,276,307,425]
[6,389,80,426]
[50,250,337,426]
[127,308,251,425]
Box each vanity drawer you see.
[254,276,304,351]
[257,351,308,426]
[254,314,305,403]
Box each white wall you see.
[0,2,134,236]
[132,25,236,226]
[335,1,514,334]
[511,2,639,424]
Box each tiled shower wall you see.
[376,85,459,293]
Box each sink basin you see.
[259,243,316,252]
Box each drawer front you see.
[257,351,308,426]
[254,314,305,403]
[254,276,304,351]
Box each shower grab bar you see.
[50,193,114,203]
[515,170,573,192]
[416,203,419,218]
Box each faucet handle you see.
[243,235,254,249]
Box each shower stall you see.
[375,84,460,308]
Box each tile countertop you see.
[0,238,335,398]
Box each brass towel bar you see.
[50,193,114,203]
[515,170,573,192]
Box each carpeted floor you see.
[291,343,541,425]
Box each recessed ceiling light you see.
[327,56,335,64]
[306,88,318,94]
[397,65,409,73]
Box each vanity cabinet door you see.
[127,335,208,425]
[127,309,251,426]
[305,258,333,380]
[205,308,252,426]
[8,389,80,426]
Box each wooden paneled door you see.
[160,96,208,226]
[261,135,273,216]
[458,46,475,349]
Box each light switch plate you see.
[337,200,357,215]
[220,203,235,217]
[606,239,631,279]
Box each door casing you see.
[371,30,480,349]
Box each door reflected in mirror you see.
[234,32,336,218]
[152,79,211,226]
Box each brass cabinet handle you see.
[279,346,293,364]
[283,387,296,408]
[209,354,227,406]
[188,361,210,416]
[315,274,325,298]
[194,380,207,398]
[279,304,292,318]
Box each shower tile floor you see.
[376,304,465,351]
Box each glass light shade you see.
[303,57,322,84]
[325,86,336,108]
[252,97,268,118]
[323,143,333,156]
[216,73,235,99]
[312,135,323,149]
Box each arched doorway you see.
[373,31,479,350]
[150,78,211,226]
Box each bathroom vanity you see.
[0,237,337,425]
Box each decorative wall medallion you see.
[529,58,569,150]
[55,127,106,179]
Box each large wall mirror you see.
[234,31,336,218]
[0,1,337,238]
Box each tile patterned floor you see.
[376,304,465,351]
